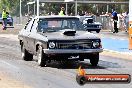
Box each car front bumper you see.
[43,49,103,54]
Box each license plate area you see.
[68,56,79,59]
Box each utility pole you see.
[66,3,68,15]
[75,0,77,16]
[28,5,29,15]
[27,1,35,16]
[107,4,109,12]
[65,0,74,15]
[34,2,36,16]
[37,0,39,16]
[20,0,22,24]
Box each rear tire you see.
[90,53,99,66]
[21,44,33,61]
[88,30,91,32]
[37,46,46,67]
[96,30,100,33]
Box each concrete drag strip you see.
[0,61,31,88]
[0,34,132,60]
[0,34,18,41]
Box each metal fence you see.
[90,15,128,31]
[13,16,29,25]
[96,16,113,30]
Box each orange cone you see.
[129,21,132,50]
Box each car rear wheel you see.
[88,30,91,32]
[90,53,99,66]
[96,30,100,33]
[21,44,33,61]
[37,46,46,67]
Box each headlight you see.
[99,25,102,28]
[49,42,55,49]
[97,25,102,28]
[93,42,100,48]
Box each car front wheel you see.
[37,46,46,67]
[21,44,33,61]
[90,53,99,66]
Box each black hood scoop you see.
[62,29,76,36]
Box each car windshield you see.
[86,18,93,23]
[38,18,85,32]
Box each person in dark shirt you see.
[80,11,85,16]
[112,11,118,33]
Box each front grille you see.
[87,25,98,28]
[56,41,92,49]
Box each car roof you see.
[84,18,93,20]
[34,16,79,19]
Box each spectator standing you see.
[112,11,118,33]
[70,13,73,16]
[80,11,85,16]
[2,9,8,30]
[59,7,65,16]
[77,12,80,16]
[124,12,129,32]
[119,13,125,31]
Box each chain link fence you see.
[96,16,113,30]
[97,15,128,31]
[13,16,28,25]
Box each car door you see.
[27,19,38,54]
[20,18,32,50]
[24,18,35,51]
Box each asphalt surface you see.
[0,32,132,88]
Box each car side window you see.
[37,19,48,32]
[24,18,32,29]
[25,19,34,31]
